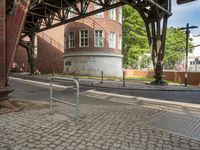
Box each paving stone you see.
[0,103,200,150]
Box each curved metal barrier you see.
[50,77,80,125]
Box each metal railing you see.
[50,77,80,125]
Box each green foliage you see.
[164,27,193,70]
[140,55,151,69]
[122,5,149,68]
[122,5,193,70]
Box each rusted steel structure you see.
[0,0,30,111]
[20,0,172,84]
[1,0,193,110]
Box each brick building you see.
[13,2,123,77]
[13,25,65,74]
[64,3,122,77]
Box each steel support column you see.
[136,0,171,85]
[27,33,36,74]
[0,0,30,111]
[0,0,10,101]
[20,33,36,75]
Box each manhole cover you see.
[145,111,200,140]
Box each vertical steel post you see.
[180,24,198,86]
[50,79,53,115]
[122,70,125,87]
[185,23,189,87]
[76,82,80,126]
[100,70,103,84]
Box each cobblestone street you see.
[1,78,200,150]
[1,101,200,150]
[1,0,200,149]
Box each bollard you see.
[53,70,55,76]
[100,70,103,84]
[123,70,125,87]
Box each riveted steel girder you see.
[22,0,172,85]
[0,0,30,84]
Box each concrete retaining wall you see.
[64,52,123,77]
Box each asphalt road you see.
[94,86,200,104]
[8,78,120,105]
[9,78,200,104]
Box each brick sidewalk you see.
[1,72,199,149]
[1,100,200,150]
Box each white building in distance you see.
[188,36,200,72]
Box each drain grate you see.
[145,111,200,140]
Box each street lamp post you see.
[179,23,198,86]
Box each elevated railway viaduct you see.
[0,0,190,110]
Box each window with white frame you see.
[68,32,75,48]
[118,34,122,50]
[80,30,89,47]
[109,31,116,48]
[118,7,122,24]
[94,0,104,18]
[94,30,103,47]
[109,0,116,20]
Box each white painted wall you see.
[188,36,200,71]
[190,36,200,57]
[64,51,123,77]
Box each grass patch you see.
[48,73,121,81]
[126,76,180,84]
[126,76,154,82]
[47,73,179,84]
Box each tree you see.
[122,5,149,68]
[164,27,193,70]
[139,55,151,69]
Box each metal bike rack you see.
[50,77,80,125]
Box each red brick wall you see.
[65,6,122,54]
[125,69,200,86]
[36,25,65,73]
[35,36,64,74]
[14,25,65,74]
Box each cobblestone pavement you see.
[1,101,200,150]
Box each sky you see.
[169,1,200,55]
[168,0,200,36]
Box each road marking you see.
[86,89,133,98]
[84,89,200,109]
[10,77,74,89]
[10,77,200,109]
